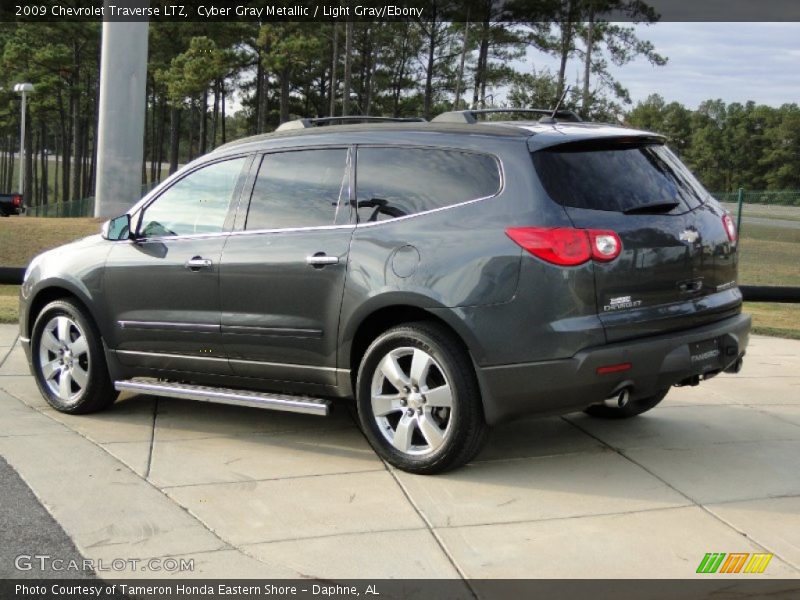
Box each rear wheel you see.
[584,389,668,419]
[356,322,487,474]
[31,299,118,414]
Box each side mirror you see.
[101,214,131,241]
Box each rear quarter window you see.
[532,140,708,213]
[355,147,501,222]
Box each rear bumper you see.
[477,313,751,425]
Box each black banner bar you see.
[4,0,800,23]
[3,579,800,600]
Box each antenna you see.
[538,86,572,124]
[550,85,571,119]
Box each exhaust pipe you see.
[604,387,631,409]
[724,355,744,374]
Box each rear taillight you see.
[506,227,622,266]
[722,213,737,242]
[588,230,622,262]
[12,195,21,207]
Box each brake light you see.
[506,227,622,266]
[12,195,21,207]
[722,213,737,242]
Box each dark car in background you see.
[18,110,750,474]
[0,192,23,216]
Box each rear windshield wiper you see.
[623,201,680,215]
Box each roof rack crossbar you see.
[431,108,582,124]
[276,116,427,131]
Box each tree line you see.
[0,4,795,209]
[627,95,800,193]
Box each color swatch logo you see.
[696,553,773,574]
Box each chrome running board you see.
[114,379,330,416]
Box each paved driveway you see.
[1,324,799,580]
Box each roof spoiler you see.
[276,116,427,132]
[432,108,583,124]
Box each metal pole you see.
[94,4,150,218]
[19,91,26,197]
[736,187,744,236]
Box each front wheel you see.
[31,299,118,414]
[356,322,487,475]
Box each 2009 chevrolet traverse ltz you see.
[19,109,750,474]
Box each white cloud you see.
[519,22,800,109]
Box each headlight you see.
[23,254,43,283]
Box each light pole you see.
[13,83,34,200]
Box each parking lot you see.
[1,323,799,580]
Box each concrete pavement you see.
[1,323,799,580]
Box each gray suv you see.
[19,110,750,474]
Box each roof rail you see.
[431,108,583,124]
[276,116,427,132]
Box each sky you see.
[521,22,800,109]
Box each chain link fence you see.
[712,191,800,289]
[25,196,95,218]
[713,190,800,206]
[23,184,161,218]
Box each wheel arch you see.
[342,297,481,393]
[26,282,99,340]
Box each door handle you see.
[306,253,339,267]
[185,256,213,271]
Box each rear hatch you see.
[532,136,740,343]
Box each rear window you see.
[533,140,708,213]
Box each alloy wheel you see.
[37,315,90,405]
[370,346,454,456]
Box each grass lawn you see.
[0,216,798,338]
[0,216,100,267]
[0,284,18,324]
[745,302,800,340]
[1,216,100,324]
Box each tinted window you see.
[533,141,707,213]
[355,147,500,222]
[246,149,349,230]
[139,157,246,237]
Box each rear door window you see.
[246,148,350,230]
[532,140,707,213]
[355,147,500,222]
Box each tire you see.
[31,299,118,414]
[584,389,669,419]
[356,321,487,474]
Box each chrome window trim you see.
[353,192,501,229]
[242,145,353,232]
[227,223,354,237]
[127,144,505,239]
[132,153,254,242]
[352,144,506,228]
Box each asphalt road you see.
[0,455,93,579]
